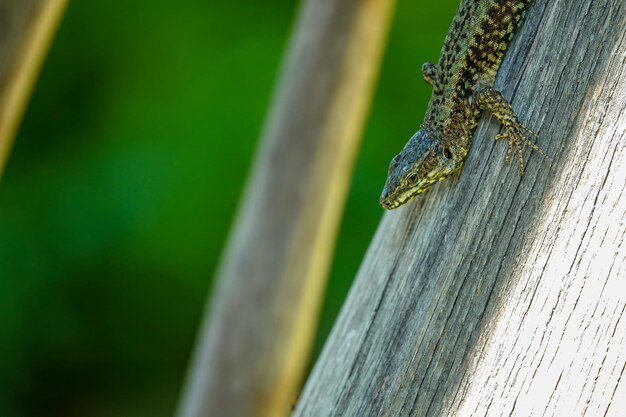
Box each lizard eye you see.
[407,173,418,183]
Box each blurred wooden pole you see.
[0,0,67,177]
[177,1,395,417]
[292,1,626,416]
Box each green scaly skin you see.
[380,0,544,210]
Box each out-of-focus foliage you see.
[0,0,457,416]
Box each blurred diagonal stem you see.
[0,0,68,178]
[177,1,395,417]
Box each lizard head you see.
[379,129,463,210]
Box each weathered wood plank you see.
[176,1,395,417]
[293,1,626,416]
[0,0,67,176]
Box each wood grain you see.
[293,1,626,416]
[0,0,67,176]
[176,1,395,417]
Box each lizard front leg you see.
[473,86,545,173]
[421,62,437,86]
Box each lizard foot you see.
[495,120,547,174]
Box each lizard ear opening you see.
[443,147,452,159]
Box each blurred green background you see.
[0,0,457,416]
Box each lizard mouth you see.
[379,185,423,210]
[380,174,445,210]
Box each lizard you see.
[379,0,544,210]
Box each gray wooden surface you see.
[176,1,395,417]
[293,0,626,416]
[0,0,66,175]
